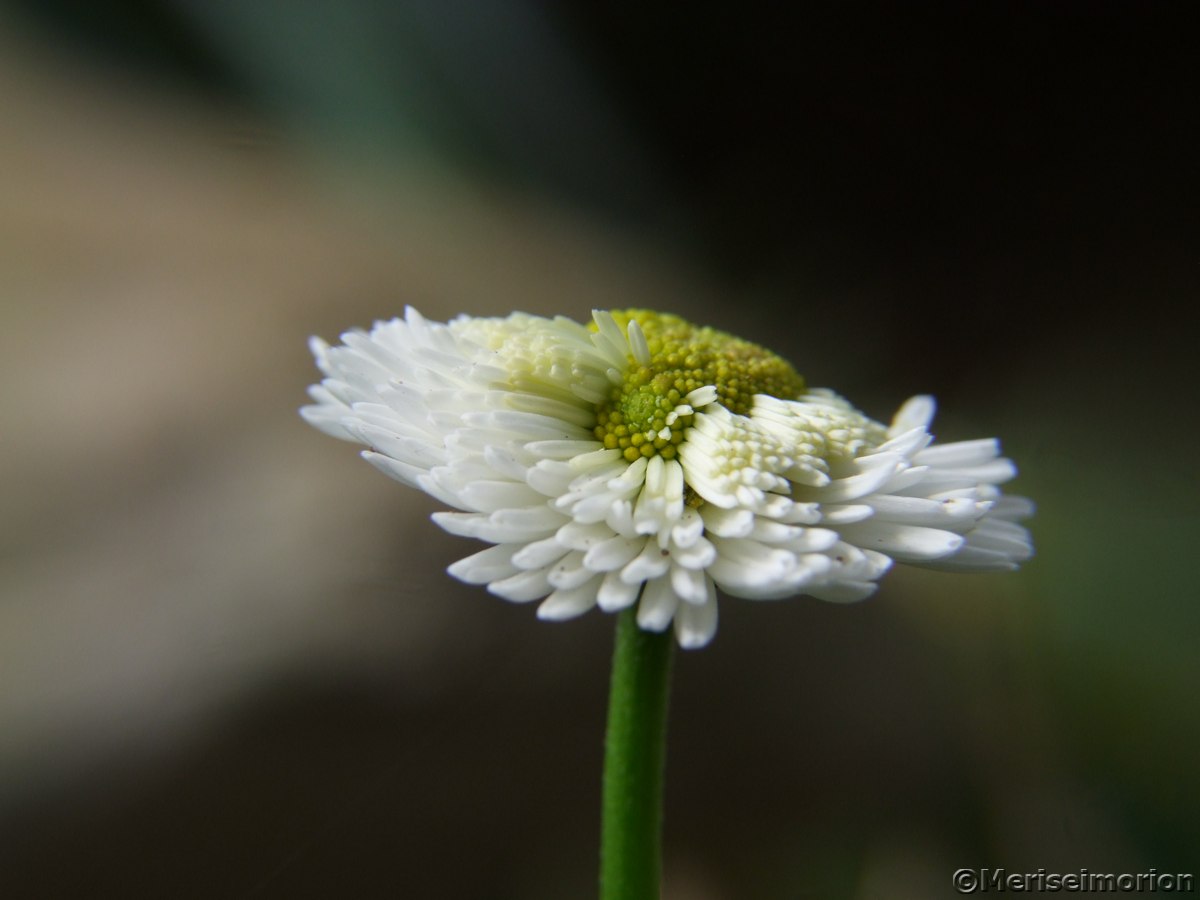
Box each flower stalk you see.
[601,608,675,900]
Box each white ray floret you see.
[303,307,1032,649]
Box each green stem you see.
[600,608,675,900]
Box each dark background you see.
[1,3,1196,898]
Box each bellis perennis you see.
[302,308,1032,648]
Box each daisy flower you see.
[302,308,1032,648]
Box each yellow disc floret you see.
[592,310,805,462]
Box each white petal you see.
[876,464,931,494]
[747,519,807,545]
[555,521,618,551]
[570,491,627,524]
[773,501,822,525]
[700,506,755,538]
[961,519,1034,559]
[447,544,521,584]
[570,447,627,473]
[300,399,355,441]
[674,580,718,649]
[457,480,546,514]
[584,534,647,572]
[606,456,650,489]
[644,454,666,494]
[362,450,425,489]
[707,538,797,594]
[990,495,1036,520]
[504,391,596,428]
[955,458,1019,484]
[685,385,719,408]
[838,520,964,561]
[869,426,932,459]
[807,580,879,603]
[432,510,560,543]
[526,460,575,496]
[669,534,717,570]
[922,546,1019,572]
[511,537,570,570]
[675,465,739,509]
[865,494,989,527]
[627,318,652,365]
[526,439,607,459]
[348,422,446,469]
[670,507,705,548]
[597,572,641,611]
[487,568,552,603]
[482,444,534,481]
[605,499,637,536]
[636,577,679,631]
[537,578,601,620]
[913,438,1000,467]
[670,564,709,605]
[547,551,600,590]
[491,505,565,532]
[620,541,672,584]
[462,409,589,440]
[819,503,875,525]
[889,395,936,435]
[591,310,632,367]
[803,460,901,503]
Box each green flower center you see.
[593,310,805,462]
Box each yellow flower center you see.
[593,310,805,462]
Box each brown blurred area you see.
[1,6,1197,899]
[0,23,714,897]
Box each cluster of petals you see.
[302,308,1032,648]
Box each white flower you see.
[302,308,1033,648]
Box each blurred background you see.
[1,3,1196,898]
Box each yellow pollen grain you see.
[591,310,805,462]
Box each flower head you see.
[302,308,1032,648]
